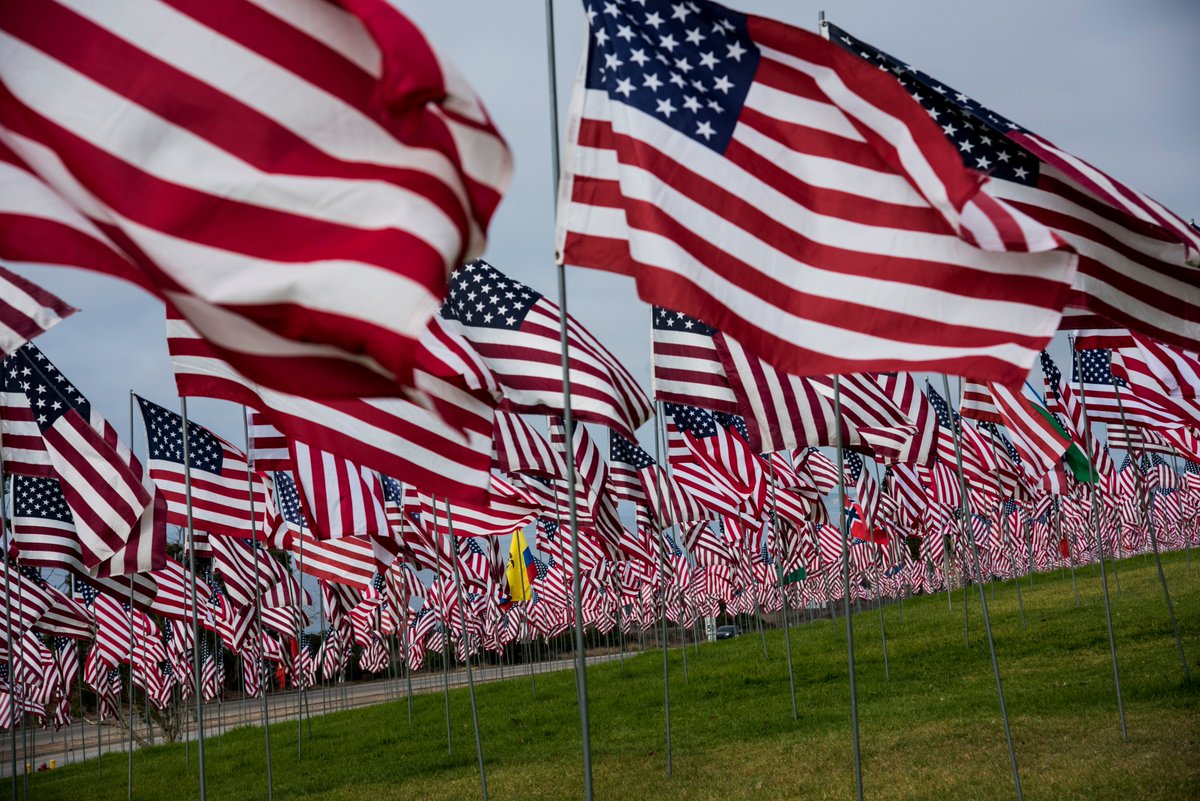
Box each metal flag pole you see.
[178,397,207,801]
[0,464,19,796]
[240,410,274,801]
[402,605,413,725]
[1109,378,1190,680]
[767,466,798,719]
[541,2,594,794]
[651,402,673,778]
[984,427,1027,631]
[126,392,137,801]
[126,572,136,801]
[941,376,1023,801]
[444,501,489,801]
[868,460,890,681]
[1054,496,1081,607]
[1071,345,1127,740]
[12,572,28,801]
[430,501,452,756]
[832,377,864,801]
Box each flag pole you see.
[1109,377,1190,680]
[650,402,674,778]
[294,522,307,755]
[0,461,19,795]
[240,411,274,801]
[542,1,595,793]
[940,375,1023,801]
[430,502,452,756]
[178,397,207,801]
[1054,496,1081,606]
[832,376,864,801]
[768,465,798,719]
[444,501,489,801]
[868,459,890,681]
[985,427,1027,631]
[126,392,137,801]
[1070,344,1126,740]
[13,576,28,801]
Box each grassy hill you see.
[31,551,1200,800]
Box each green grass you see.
[31,551,1200,800]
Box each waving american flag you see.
[558,0,1076,385]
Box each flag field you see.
[33,552,1199,801]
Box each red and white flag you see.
[0,267,75,357]
[2,343,151,567]
[0,0,510,399]
[558,1,1076,386]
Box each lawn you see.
[30,551,1200,800]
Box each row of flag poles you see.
[0,2,1197,801]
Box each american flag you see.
[166,307,496,504]
[0,0,511,401]
[2,343,152,567]
[1126,334,1200,401]
[1071,348,1176,428]
[246,410,291,472]
[558,0,1076,387]
[663,403,757,520]
[797,448,840,495]
[711,332,838,453]
[667,403,765,507]
[827,24,1200,354]
[875,373,940,467]
[439,260,652,440]
[491,410,568,480]
[8,563,94,641]
[650,306,737,414]
[11,476,158,608]
[73,578,131,667]
[0,267,76,357]
[290,440,389,540]
[137,395,263,538]
[808,374,916,462]
[1110,345,1200,433]
[1040,350,1113,476]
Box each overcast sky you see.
[9,0,1198,455]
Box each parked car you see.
[715,625,742,640]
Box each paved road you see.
[0,649,635,777]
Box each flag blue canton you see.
[652,305,716,334]
[826,23,1038,186]
[610,430,656,469]
[978,421,1023,466]
[1073,349,1126,388]
[664,402,718,437]
[1186,461,1200,476]
[272,472,306,526]
[714,411,750,442]
[73,576,99,606]
[844,450,864,483]
[582,0,759,153]
[441,260,540,330]
[137,395,224,473]
[664,531,683,557]
[13,475,73,523]
[537,516,559,543]
[17,564,44,585]
[370,572,386,593]
[924,383,960,432]
[4,344,90,432]
[380,474,404,504]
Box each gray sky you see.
[9,0,1198,453]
